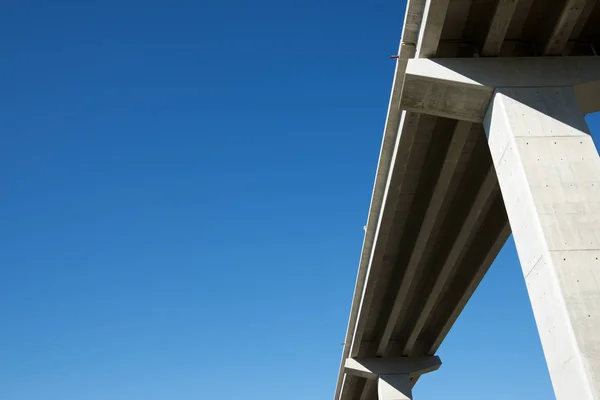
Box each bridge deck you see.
[335,1,600,399]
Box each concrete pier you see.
[378,375,412,400]
[344,357,442,400]
[484,87,600,400]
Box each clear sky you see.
[1,1,598,399]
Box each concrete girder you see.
[544,0,594,55]
[481,0,519,56]
[403,161,499,355]
[402,0,427,46]
[350,111,421,358]
[400,56,600,121]
[429,209,511,353]
[416,0,450,58]
[562,0,597,55]
[376,120,473,356]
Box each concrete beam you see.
[562,0,596,55]
[344,356,442,380]
[484,87,600,399]
[403,162,499,355]
[400,57,600,122]
[429,209,510,353]
[416,0,450,58]
[481,0,519,56]
[544,0,591,55]
[350,111,421,358]
[376,120,473,356]
[401,0,427,46]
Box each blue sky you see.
[1,1,598,399]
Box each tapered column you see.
[378,374,412,400]
[484,87,600,400]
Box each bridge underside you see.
[337,1,600,399]
[343,117,510,400]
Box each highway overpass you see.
[334,1,600,399]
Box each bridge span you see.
[334,1,600,399]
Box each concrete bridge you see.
[333,1,600,399]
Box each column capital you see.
[344,356,442,380]
[399,56,600,122]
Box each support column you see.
[378,374,412,400]
[484,86,600,400]
[344,356,441,400]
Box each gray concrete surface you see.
[378,375,413,400]
[345,357,442,400]
[485,87,600,399]
[333,1,600,399]
[401,57,600,122]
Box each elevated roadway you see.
[334,1,600,399]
